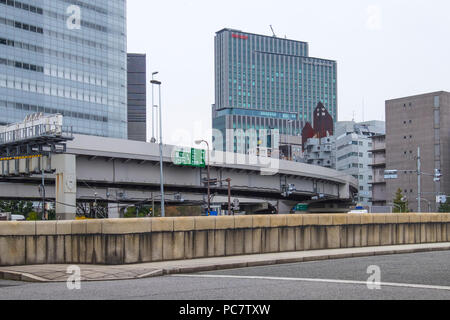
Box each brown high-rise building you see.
[385,91,450,212]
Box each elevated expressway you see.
[0,135,358,219]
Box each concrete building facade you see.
[385,91,450,212]
[303,136,336,169]
[0,0,128,138]
[335,121,385,207]
[127,53,147,142]
[212,28,337,155]
[369,134,388,209]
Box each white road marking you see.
[172,274,450,291]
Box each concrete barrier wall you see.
[0,213,449,266]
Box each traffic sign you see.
[384,170,398,179]
[191,148,206,167]
[294,204,308,211]
[173,148,205,168]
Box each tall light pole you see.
[150,72,158,144]
[195,140,210,215]
[417,197,431,212]
[288,120,294,160]
[151,78,165,217]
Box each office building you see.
[212,28,337,154]
[335,121,385,207]
[303,136,336,169]
[385,91,450,212]
[0,0,127,138]
[369,134,389,211]
[127,53,147,142]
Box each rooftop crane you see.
[270,25,277,38]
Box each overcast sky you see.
[127,0,450,147]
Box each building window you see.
[434,96,440,108]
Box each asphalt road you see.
[1,251,449,300]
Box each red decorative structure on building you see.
[302,102,334,151]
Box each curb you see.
[0,270,47,283]
[1,245,450,283]
[163,245,450,276]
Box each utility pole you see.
[41,168,46,220]
[227,178,231,216]
[195,140,211,215]
[151,192,155,217]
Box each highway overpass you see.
[0,134,358,219]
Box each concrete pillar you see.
[52,154,77,220]
[108,203,120,219]
[277,200,297,214]
[339,182,350,199]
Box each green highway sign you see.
[173,148,206,168]
[191,148,206,167]
[293,203,309,212]
[174,149,191,166]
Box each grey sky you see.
[127,0,450,146]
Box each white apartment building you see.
[335,121,385,207]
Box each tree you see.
[393,189,408,213]
[0,200,34,218]
[438,199,450,213]
[26,212,40,221]
[124,205,151,218]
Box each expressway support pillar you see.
[108,203,120,219]
[52,154,77,220]
[276,200,298,214]
[339,182,350,199]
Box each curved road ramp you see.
[0,213,449,282]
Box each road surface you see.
[0,251,449,300]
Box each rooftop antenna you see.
[270,25,277,38]
[362,98,365,122]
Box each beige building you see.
[385,91,450,212]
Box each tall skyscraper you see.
[127,53,147,142]
[212,28,337,154]
[0,0,127,139]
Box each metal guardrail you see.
[0,124,73,146]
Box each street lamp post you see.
[150,72,158,144]
[195,140,211,215]
[151,78,165,217]
[417,197,432,213]
[288,120,294,160]
[226,178,231,216]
